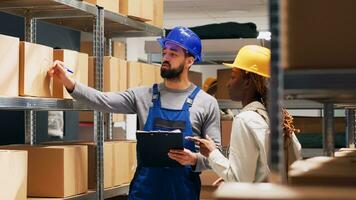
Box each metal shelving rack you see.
[268,0,285,183]
[269,0,356,182]
[0,0,163,199]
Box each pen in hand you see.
[63,66,74,74]
[46,58,74,74]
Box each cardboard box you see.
[0,145,88,198]
[200,185,218,200]
[288,156,356,186]
[0,34,19,97]
[128,141,137,181]
[200,170,220,186]
[113,41,126,60]
[80,41,92,56]
[113,113,125,122]
[53,49,80,99]
[141,63,156,86]
[215,183,356,200]
[46,141,136,188]
[147,0,163,28]
[112,58,128,122]
[189,71,202,87]
[41,141,113,189]
[216,69,231,99]
[88,56,120,92]
[0,150,27,200]
[127,61,142,88]
[294,117,345,134]
[82,57,125,122]
[77,52,89,86]
[119,0,153,22]
[79,112,125,123]
[83,0,119,14]
[79,111,93,122]
[335,150,356,158]
[86,142,114,189]
[340,148,356,152]
[19,42,53,97]
[90,140,136,187]
[221,120,232,147]
[281,0,356,69]
[109,141,133,186]
[80,40,126,58]
[118,58,128,92]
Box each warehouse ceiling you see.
[163,0,268,31]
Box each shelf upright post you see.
[346,109,355,148]
[147,53,153,64]
[106,38,113,140]
[268,0,286,183]
[323,103,335,156]
[24,13,37,145]
[93,6,105,200]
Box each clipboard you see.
[136,130,184,167]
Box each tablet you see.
[136,130,184,167]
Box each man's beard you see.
[161,61,184,80]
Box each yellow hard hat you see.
[223,45,271,78]
[203,77,217,92]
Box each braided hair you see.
[242,71,299,137]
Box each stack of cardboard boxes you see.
[0,33,89,98]
[0,141,137,198]
[0,34,19,97]
[82,0,163,28]
[281,0,356,69]
[0,150,27,200]
[200,170,220,200]
[0,145,88,198]
[288,155,356,186]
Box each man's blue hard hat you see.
[158,26,202,63]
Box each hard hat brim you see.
[223,63,270,78]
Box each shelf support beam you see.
[323,103,335,156]
[346,109,355,148]
[24,14,37,145]
[268,0,286,184]
[106,38,113,140]
[93,6,105,200]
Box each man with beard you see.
[48,26,221,200]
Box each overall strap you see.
[182,86,201,110]
[151,84,161,107]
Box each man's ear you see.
[243,75,253,89]
[186,56,194,68]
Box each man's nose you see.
[162,54,171,61]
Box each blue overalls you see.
[129,84,201,200]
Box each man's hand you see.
[186,135,216,157]
[168,148,198,166]
[48,60,75,92]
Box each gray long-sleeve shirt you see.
[71,81,221,171]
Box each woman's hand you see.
[186,135,216,157]
[212,177,224,186]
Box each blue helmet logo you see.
[157,26,202,63]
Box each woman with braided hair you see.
[188,45,301,183]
